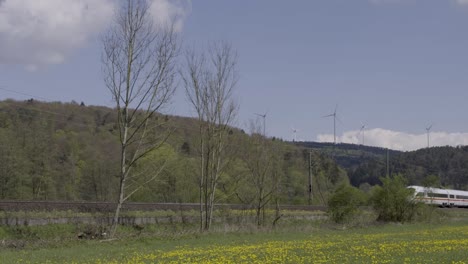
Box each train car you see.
[408,185,468,207]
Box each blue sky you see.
[1,0,468,151]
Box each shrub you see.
[370,174,416,222]
[328,184,366,223]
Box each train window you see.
[428,193,448,198]
[416,192,424,197]
[457,195,468,200]
[450,195,455,199]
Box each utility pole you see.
[308,151,312,205]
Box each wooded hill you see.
[348,146,468,190]
[2,99,467,205]
[296,141,468,190]
[0,99,346,205]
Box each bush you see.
[370,174,416,222]
[328,184,366,223]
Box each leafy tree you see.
[129,144,184,202]
[328,184,366,223]
[422,174,440,188]
[0,128,30,199]
[311,153,349,205]
[371,174,416,222]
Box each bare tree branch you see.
[102,0,179,238]
[181,41,238,231]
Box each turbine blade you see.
[336,115,343,124]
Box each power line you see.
[0,86,112,129]
[0,86,51,101]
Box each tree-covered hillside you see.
[297,141,468,190]
[345,146,468,189]
[5,99,465,205]
[387,146,468,189]
[0,99,346,205]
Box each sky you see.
[1,0,468,151]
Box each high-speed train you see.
[408,185,468,207]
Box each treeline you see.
[296,141,401,157]
[0,99,347,205]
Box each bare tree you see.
[181,42,238,231]
[101,0,179,238]
[241,120,282,226]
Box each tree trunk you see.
[111,122,128,238]
[110,176,125,238]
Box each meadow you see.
[2,218,468,263]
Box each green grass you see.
[0,208,467,263]
[2,220,468,263]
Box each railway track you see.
[0,200,327,212]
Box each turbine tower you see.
[291,126,298,142]
[360,124,366,145]
[323,105,338,144]
[426,124,432,148]
[255,112,267,137]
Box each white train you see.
[408,185,468,207]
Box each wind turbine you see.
[254,112,267,137]
[323,105,338,145]
[291,126,299,142]
[360,124,366,145]
[426,124,433,148]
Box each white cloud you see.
[0,0,190,69]
[0,0,115,69]
[317,128,468,151]
[150,0,191,32]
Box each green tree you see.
[422,174,440,188]
[0,128,31,199]
[328,184,366,223]
[129,144,179,202]
[371,174,416,222]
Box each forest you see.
[298,141,468,190]
[347,146,468,190]
[0,99,348,206]
[2,99,468,207]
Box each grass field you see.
[2,219,468,264]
